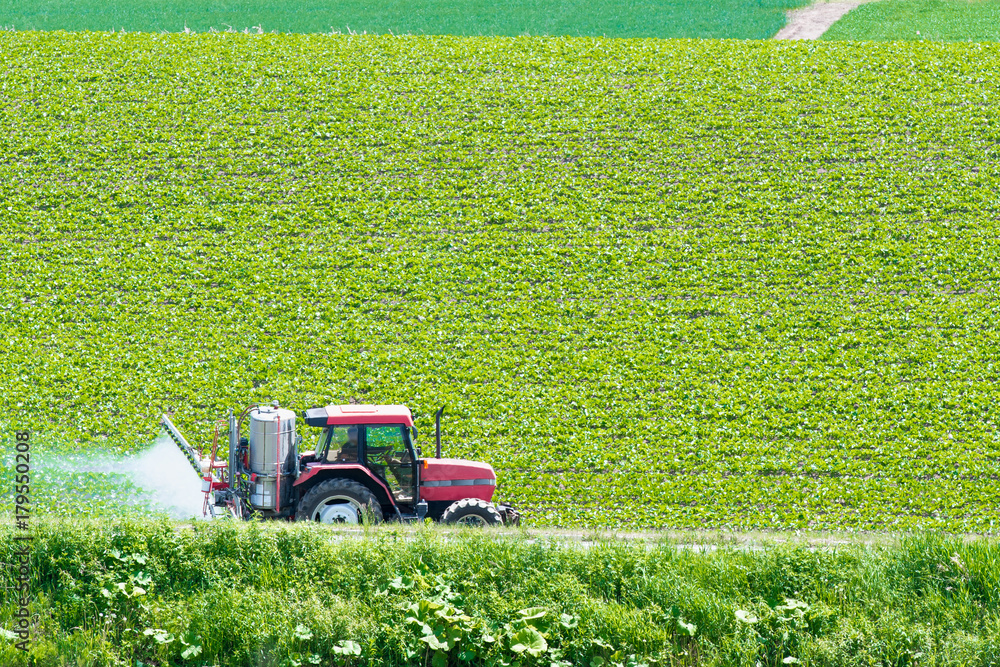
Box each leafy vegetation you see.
[3,519,1000,666]
[1,34,999,531]
[0,0,808,38]
[823,0,1000,42]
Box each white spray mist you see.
[47,435,210,520]
[117,435,210,519]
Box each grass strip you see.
[823,0,1000,42]
[2,518,1000,665]
[0,0,808,38]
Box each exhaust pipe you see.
[435,406,445,459]
[227,409,236,487]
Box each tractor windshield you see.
[313,427,329,459]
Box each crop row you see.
[1,34,998,530]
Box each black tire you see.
[441,498,503,526]
[295,478,383,524]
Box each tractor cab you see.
[295,404,519,525]
[301,404,419,507]
[306,421,418,505]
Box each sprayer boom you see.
[160,413,202,477]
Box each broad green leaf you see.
[510,627,547,657]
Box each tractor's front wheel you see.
[441,498,503,526]
[295,479,383,524]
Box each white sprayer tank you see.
[248,404,297,511]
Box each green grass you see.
[2,34,1000,532]
[3,518,1000,666]
[0,0,808,38]
[823,0,1000,42]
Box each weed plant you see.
[2,517,1000,665]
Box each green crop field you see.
[4,519,1000,667]
[1,34,999,532]
[0,0,807,38]
[823,0,1000,42]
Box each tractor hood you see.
[419,458,496,502]
[421,458,495,484]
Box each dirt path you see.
[774,0,868,40]
[174,521,946,551]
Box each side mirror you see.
[411,425,418,440]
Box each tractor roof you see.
[302,404,414,428]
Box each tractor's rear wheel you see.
[295,479,383,524]
[441,498,503,526]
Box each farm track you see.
[178,520,964,552]
[775,1,869,40]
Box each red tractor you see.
[161,402,519,526]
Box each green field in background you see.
[1,34,999,531]
[824,0,1000,42]
[0,0,807,38]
